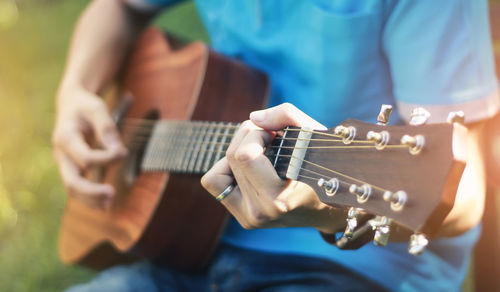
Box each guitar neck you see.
[139,120,298,176]
[140,120,239,174]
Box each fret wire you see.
[160,123,173,171]
[180,122,198,172]
[173,122,186,171]
[272,126,289,168]
[195,123,214,172]
[173,122,185,171]
[203,122,222,172]
[166,122,180,171]
[215,123,231,162]
[187,123,208,172]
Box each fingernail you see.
[250,110,266,122]
[103,132,120,147]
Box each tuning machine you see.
[317,178,340,197]
[367,130,390,150]
[401,134,425,155]
[409,107,431,126]
[334,125,356,144]
[349,184,372,203]
[383,190,407,211]
[408,233,429,255]
[369,216,392,246]
[343,207,362,239]
[377,104,393,126]
[447,111,465,124]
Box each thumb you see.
[85,96,126,155]
[249,103,327,131]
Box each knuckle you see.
[200,174,215,192]
[234,148,253,164]
[280,102,296,113]
[226,148,236,162]
[238,120,253,134]
[86,98,106,113]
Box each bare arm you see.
[53,0,155,209]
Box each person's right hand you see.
[52,87,127,210]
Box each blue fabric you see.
[66,244,387,292]
[128,0,496,291]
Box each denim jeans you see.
[66,243,388,292]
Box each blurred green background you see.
[0,0,498,291]
[0,1,206,291]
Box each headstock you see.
[265,105,467,254]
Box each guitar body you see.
[58,28,269,271]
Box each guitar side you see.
[58,28,269,271]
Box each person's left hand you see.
[201,103,347,233]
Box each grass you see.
[0,1,205,291]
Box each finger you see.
[249,103,327,131]
[201,157,241,207]
[85,98,127,155]
[233,130,288,201]
[55,150,114,210]
[60,129,125,169]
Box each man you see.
[53,0,498,291]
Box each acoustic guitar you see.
[58,28,466,271]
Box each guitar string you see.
[142,148,391,195]
[118,123,386,146]
[119,119,354,140]
[123,137,410,151]
[276,154,388,193]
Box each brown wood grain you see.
[58,27,269,271]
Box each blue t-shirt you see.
[126,0,499,291]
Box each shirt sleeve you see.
[383,0,499,123]
[123,0,185,13]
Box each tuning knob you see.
[377,104,393,126]
[401,134,425,155]
[317,178,340,197]
[369,216,391,246]
[334,125,356,144]
[447,111,465,124]
[343,207,361,239]
[349,184,372,203]
[383,190,407,211]
[408,233,429,255]
[409,107,431,126]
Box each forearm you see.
[58,0,152,99]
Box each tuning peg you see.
[401,134,425,155]
[383,190,407,211]
[349,184,372,203]
[366,130,390,150]
[377,104,393,126]
[447,111,465,124]
[334,125,356,144]
[343,207,361,239]
[369,216,391,246]
[408,233,429,255]
[317,178,340,197]
[409,107,431,126]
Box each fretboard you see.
[141,120,239,174]
[140,120,300,176]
